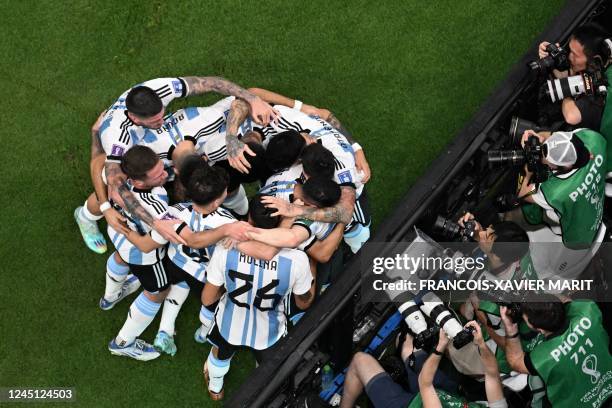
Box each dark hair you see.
[184,163,229,206]
[120,145,159,180]
[302,177,341,207]
[249,195,280,229]
[265,130,306,172]
[490,221,529,264]
[571,23,609,61]
[126,86,163,118]
[301,143,335,179]
[521,295,566,332]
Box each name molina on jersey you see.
[239,253,279,271]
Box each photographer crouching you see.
[500,294,612,408]
[499,127,607,282]
[532,23,610,130]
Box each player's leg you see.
[204,324,236,400]
[194,302,217,343]
[109,261,170,361]
[154,258,197,354]
[100,252,140,310]
[155,280,190,355]
[74,192,107,254]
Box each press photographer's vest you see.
[528,301,612,408]
[523,129,606,248]
[598,65,612,173]
[408,389,483,407]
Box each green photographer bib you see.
[599,65,612,172]
[408,389,484,407]
[527,301,612,408]
[522,129,606,248]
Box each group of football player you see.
[74,75,372,400]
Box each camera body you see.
[433,216,477,242]
[529,43,570,72]
[488,135,549,184]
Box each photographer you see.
[501,295,612,408]
[517,128,606,249]
[537,23,609,130]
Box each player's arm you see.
[294,258,316,311]
[225,98,256,173]
[180,221,254,249]
[306,223,345,264]
[294,283,315,311]
[235,241,279,262]
[123,230,166,253]
[202,249,226,306]
[262,186,356,225]
[181,76,278,125]
[90,111,106,160]
[247,87,330,118]
[500,306,530,374]
[246,225,310,248]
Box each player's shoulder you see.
[278,247,309,263]
[212,207,237,220]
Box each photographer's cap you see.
[543,131,577,167]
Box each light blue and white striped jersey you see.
[208,246,312,350]
[107,186,170,265]
[167,204,236,282]
[259,164,335,250]
[254,105,364,197]
[135,106,228,169]
[99,78,188,163]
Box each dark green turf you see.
[0,1,563,406]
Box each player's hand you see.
[104,207,130,235]
[249,97,280,126]
[300,104,331,119]
[354,149,371,183]
[221,238,239,249]
[224,221,255,241]
[499,305,519,335]
[261,196,303,218]
[153,218,186,245]
[465,321,485,348]
[227,136,255,174]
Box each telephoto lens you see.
[398,300,438,349]
[509,116,541,141]
[420,292,473,349]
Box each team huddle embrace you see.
[74,76,372,400]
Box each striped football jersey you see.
[207,246,312,350]
[107,186,170,265]
[99,78,188,163]
[166,204,236,282]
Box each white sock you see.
[158,282,190,335]
[199,304,215,332]
[80,200,103,222]
[223,185,248,215]
[116,292,161,346]
[206,352,231,393]
[104,254,129,301]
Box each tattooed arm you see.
[225,98,256,173]
[326,112,357,144]
[247,87,331,118]
[182,76,278,125]
[262,186,356,225]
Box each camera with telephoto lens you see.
[398,300,438,349]
[509,116,544,141]
[544,66,608,103]
[488,135,549,184]
[420,292,474,349]
[529,43,569,72]
[433,216,477,242]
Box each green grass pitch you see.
[1,1,563,406]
